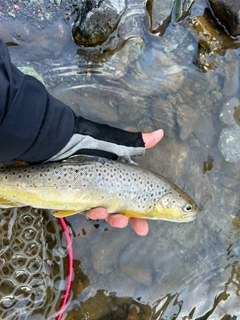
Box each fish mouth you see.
[182,215,196,222]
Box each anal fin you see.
[53,210,81,218]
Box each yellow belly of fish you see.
[0,185,156,219]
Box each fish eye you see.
[183,204,192,212]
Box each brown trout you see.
[0,156,199,222]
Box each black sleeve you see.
[0,39,75,163]
[0,39,145,164]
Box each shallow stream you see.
[0,0,240,319]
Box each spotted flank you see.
[0,156,199,222]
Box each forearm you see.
[0,39,74,163]
[0,39,144,164]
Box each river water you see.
[0,0,240,319]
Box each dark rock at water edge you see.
[72,0,127,47]
[208,0,240,36]
[146,0,175,35]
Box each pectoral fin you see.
[120,210,153,219]
[53,210,81,218]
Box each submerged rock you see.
[219,125,240,162]
[220,97,240,125]
[177,103,199,140]
[146,0,175,34]
[173,0,195,22]
[119,259,152,285]
[188,9,240,56]
[103,36,144,79]
[208,0,240,37]
[222,52,239,98]
[125,47,185,96]
[194,113,217,147]
[0,19,69,60]
[72,0,127,47]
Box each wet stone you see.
[0,19,70,60]
[222,52,239,98]
[119,259,152,286]
[147,0,175,34]
[219,124,240,162]
[126,47,185,96]
[220,97,240,125]
[171,220,203,248]
[194,113,218,147]
[188,9,240,56]
[90,228,129,274]
[103,36,144,79]
[173,0,195,22]
[177,103,200,140]
[72,0,127,47]
[208,0,240,37]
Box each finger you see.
[142,129,164,149]
[130,218,149,236]
[105,213,129,228]
[87,207,109,220]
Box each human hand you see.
[86,129,164,236]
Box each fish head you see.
[153,191,199,222]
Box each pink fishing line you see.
[56,218,74,320]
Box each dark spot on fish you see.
[75,170,79,173]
